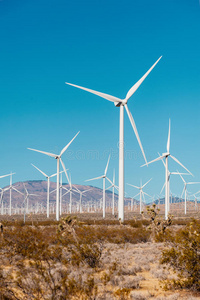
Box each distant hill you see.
[1,180,135,209]
[1,180,193,210]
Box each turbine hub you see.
[114,102,123,107]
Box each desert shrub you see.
[0,224,100,299]
[160,219,200,291]
[61,223,150,245]
[150,267,169,280]
[71,242,103,268]
[100,271,111,286]
[145,204,173,242]
[114,287,132,300]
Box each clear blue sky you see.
[0,0,200,199]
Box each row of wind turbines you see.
[1,56,200,221]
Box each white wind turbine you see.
[60,160,78,214]
[66,57,162,222]
[127,178,152,214]
[31,164,64,218]
[62,173,74,214]
[0,173,17,215]
[141,119,192,220]
[178,173,200,215]
[159,160,190,215]
[3,173,23,216]
[85,155,111,218]
[73,186,92,213]
[23,183,38,215]
[106,169,119,215]
[28,132,79,221]
[193,191,200,211]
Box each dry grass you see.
[0,215,200,299]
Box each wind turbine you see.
[28,132,79,221]
[60,160,78,214]
[0,173,17,215]
[31,164,64,218]
[66,57,162,222]
[85,154,111,218]
[73,186,92,213]
[23,183,38,215]
[178,173,200,215]
[3,173,23,216]
[127,178,152,214]
[159,161,190,215]
[193,192,200,212]
[106,169,119,215]
[141,119,192,220]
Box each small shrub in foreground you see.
[160,219,200,291]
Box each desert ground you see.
[0,206,199,300]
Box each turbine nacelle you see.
[114,102,123,107]
[162,152,170,157]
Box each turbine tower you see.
[31,164,62,218]
[107,169,119,215]
[159,165,190,215]
[85,155,110,218]
[141,120,192,220]
[28,132,79,221]
[66,57,162,222]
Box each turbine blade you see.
[65,82,121,103]
[125,104,147,165]
[0,173,12,179]
[171,172,190,175]
[141,154,166,167]
[106,185,112,190]
[142,178,152,189]
[73,186,81,193]
[31,164,48,178]
[104,155,110,176]
[160,182,166,194]
[49,188,56,194]
[133,192,140,198]
[125,56,162,101]
[176,171,186,183]
[85,175,103,182]
[28,148,57,158]
[60,131,80,157]
[24,186,28,195]
[181,187,185,199]
[127,183,140,189]
[143,191,151,198]
[106,177,113,185]
[170,155,193,176]
[50,170,65,178]
[114,185,119,191]
[187,182,200,185]
[71,187,80,194]
[167,119,171,153]
[12,187,24,195]
[82,188,92,194]
[194,190,200,196]
[60,158,70,186]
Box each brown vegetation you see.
[0,210,199,299]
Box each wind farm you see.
[1,0,200,299]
